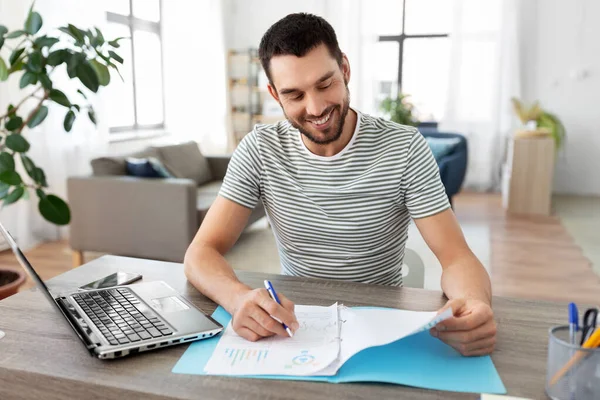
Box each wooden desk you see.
[0,256,567,399]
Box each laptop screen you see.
[0,221,62,310]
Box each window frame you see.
[378,0,450,119]
[106,0,166,135]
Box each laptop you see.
[0,222,223,359]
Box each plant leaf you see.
[94,27,105,46]
[0,171,22,186]
[5,116,23,131]
[0,152,15,174]
[108,37,127,48]
[0,57,8,81]
[20,154,36,179]
[89,59,110,86]
[67,24,85,43]
[47,49,69,66]
[76,60,99,92]
[26,50,43,73]
[0,25,8,36]
[33,36,59,49]
[33,167,48,187]
[67,52,84,78]
[0,183,10,200]
[108,50,123,64]
[39,73,52,90]
[49,89,71,107]
[36,188,46,199]
[63,110,76,132]
[19,71,37,88]
[76,88,87,99]
[6,134,30,152]
[25,11,43,35]
[5,30,26,39]
[88,108,97,125]
[39,194,70,225]
[27,105,48,128]
[9,48,25,66]
[8,59,25,73]
[4,186,24,206]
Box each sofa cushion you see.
[91,147,161,176]
[154,141,212,185]
[197,181,223,221]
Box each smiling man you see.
[184,13,496,356]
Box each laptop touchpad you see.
[151,296,189,313]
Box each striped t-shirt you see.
[219,110,450,286]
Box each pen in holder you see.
[545,325,600,400]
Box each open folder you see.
[172,305,507,395]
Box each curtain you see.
[440,0,521,191]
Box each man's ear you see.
[267,83,279,102]
[341,53,351,84]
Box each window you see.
[374,0,451,122]
[105,0,165,133]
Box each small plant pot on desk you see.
[0,267,27,300]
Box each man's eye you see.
[318,82,332,90]
[292,94,304,101]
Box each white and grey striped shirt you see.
[219,110,450,286]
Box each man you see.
[184,13,496,357]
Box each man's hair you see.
[258,13,343,87]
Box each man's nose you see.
[305,94,328,119]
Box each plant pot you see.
[0,267,27,300]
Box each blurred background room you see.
[0,0,598,304]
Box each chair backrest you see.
[421,131,468,156]
[402,248,425,289]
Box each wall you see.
[521,0,600,195]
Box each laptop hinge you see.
[55,297,99,355]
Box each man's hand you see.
[231,288,299,342]
[429,298,497,356]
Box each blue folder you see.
[172,306,506,395]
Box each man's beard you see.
[284,85,350,145]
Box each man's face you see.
[267,44,351,145]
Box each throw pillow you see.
[154,141,212,185]
[425,137,461,162]
[125,157,173,178]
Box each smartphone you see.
[78,272,142,291]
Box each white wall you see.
[521,0,600,196]
[224,0,327,50]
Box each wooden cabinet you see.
[502,136,555,216]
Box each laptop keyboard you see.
[72,288,173,346]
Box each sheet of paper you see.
[316,306,453,375]
[204,304,341,376]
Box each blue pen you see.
[264,280,293,337]
[568,302,579,345]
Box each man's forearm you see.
[183,244,251,314]
[440,253,492,305]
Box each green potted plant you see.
[510,97,566,150]
[0,2,125,226]
[379,93,419,127]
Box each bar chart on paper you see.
[225,348,269,367]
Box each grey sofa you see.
[67,141,265,264]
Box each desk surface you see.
[0,255,568,399]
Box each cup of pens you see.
[545,305,600,400]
